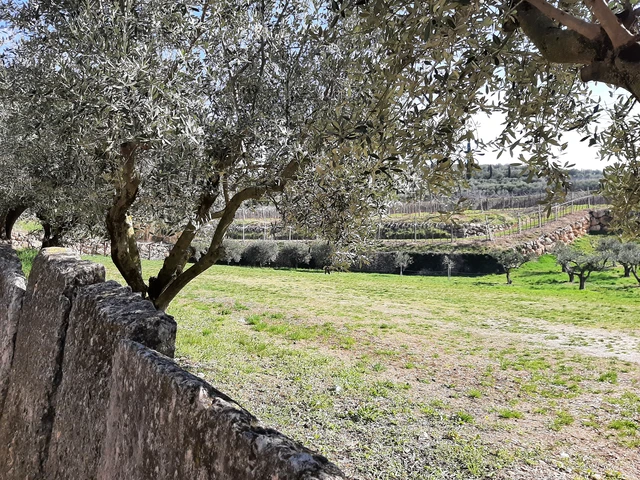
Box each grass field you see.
[85,252,640,480]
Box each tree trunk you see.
[106,143,148,296]
[153,158,301,311]
[506,270,512,284]
[623,264,631,278]
[2,205,27,240]
[41,221,64,247]
[579,275,586,290]
[153,185,269,310]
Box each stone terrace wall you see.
[517,209,611,256]
[0,247,344,480]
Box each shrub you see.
[310,241,334,269]
[222,240,244,264]
[242,241,278,267]
[275,243,311,268]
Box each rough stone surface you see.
[0,248,104,480]
[45,281,177,480]
[0,242,26,414]
[518,214,592,256]
[97,340,346,480]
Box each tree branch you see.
[147,178,220,303]
[584,0,637,49]
[153,157,301,310]
[516,2,600,64]
[526,0,601,41]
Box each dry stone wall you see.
[98,340,344,480]
[45,281,177,480]
[517,209,611,256]
[0,249,105,479]
[0,242,26,413]
[0,247,345,480]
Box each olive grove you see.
[2,0,640,309]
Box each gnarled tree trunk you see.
[105,142,148,296]
[1,206,28,240]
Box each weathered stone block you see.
[0,248,104,480]
[45,281,176,480]
[98,340,345,480]
[0,243,26,414]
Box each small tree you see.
[394,251,413,276]
[443,255,456,280]
[616,242,640,286]
[553,244,576,283]
[553,245,612,290]
[596,237,629,276]
[493,249,530,285]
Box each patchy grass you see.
[16,248,38,277]
[14,218,42,233]
[85,254,640,479]
[497,409,524,420]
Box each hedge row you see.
[208,240,333,269]
[193,240,502,275]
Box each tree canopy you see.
[2,0,640,308]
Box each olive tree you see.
[393,251,413,275]
[597,237,640,281]
[616,241,640,285]
[1,0,389,310]
[337,0,640,224]
[493,249,531,285]
[554,243,613,289]
[6,0,640,310]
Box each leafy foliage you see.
[553,242,613,290]
[493,249,532,285]
[275,244,312,269]
[596,237,640,285]
[393,251,413,275]
[4,0,640,308]
[242,241,279,268]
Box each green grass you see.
[83,252,640,479]
[550,410,575,431]
[14,218,42,233]
[16,248,38,277]
[497,409,524,419]
[85,251,640,331]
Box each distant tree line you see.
[463,165,602,197]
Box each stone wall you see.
[518,209,611,256]
[0,247,344,480]
[0,242,26,413]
